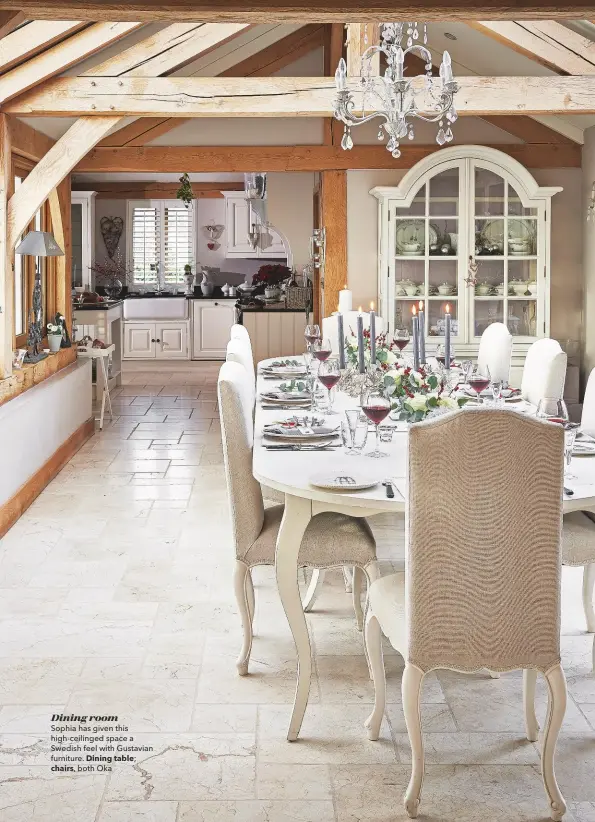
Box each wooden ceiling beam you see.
[480,115,576,145]
[470,21,595,74]
[0,21,88,73]
[10,74,595,116]
[0,11,24,38]
[75,142,581,173]
[323,22,344,146]
[0,1,594,22]
[98,24,327,147]
[72,180,243,198]
[346,23,379,75]
[85,22,250,77]
[10,116,56,161]
[0,22,144,105]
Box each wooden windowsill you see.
[0,348,77,408]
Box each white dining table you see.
[252,356,595,742]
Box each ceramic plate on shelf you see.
[478,219,504,251]
[395,220,438,256]
[309,473,381,491]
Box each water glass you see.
[564,421,579,479]
[378,425,395,443]
[341,418,368,454]
[490,379,503,407]
[536,398,569,424]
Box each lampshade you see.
[15,230,64,257]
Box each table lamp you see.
[15,230,64,363]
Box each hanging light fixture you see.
[587,182,595,222]
[244,172,268,250]
[334,23,459,158]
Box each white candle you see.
[356,308,365,374]
[412,305,420,372]
[338,285,352,314]
[444,303,452,369]
[369,301,376,366]
[417,299,426,366]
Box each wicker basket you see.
[285,282,312,310]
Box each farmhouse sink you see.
[123,297,188,321]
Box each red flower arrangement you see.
[252,264,292,286]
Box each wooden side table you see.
[77,344,115,430]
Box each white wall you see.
[0,361,92,508]
[346,165,583,353]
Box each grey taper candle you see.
[337,312,345,369]
[356,311,365,373]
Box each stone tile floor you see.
[0,362,593,821]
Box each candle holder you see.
[339,365,384,404]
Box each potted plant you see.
[252,263,292,297]
[46,321,63,353]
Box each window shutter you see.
[163,203,193,284]
[131,205,160,284]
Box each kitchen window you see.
[128,200,194,288]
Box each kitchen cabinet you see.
[223,193,286,259]
[192,300,237,359]
[123,321,190,359]
[371,145,561,376]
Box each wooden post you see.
[323,23,345,146]
[346,23,380,76]
[48,176,72,332]
[320,170,347,319]
[0,113,12,379]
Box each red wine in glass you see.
[468,376,490,395]
[319,374,341,390]
[362,405,391,425]
[436,355,455,366]
[313,349,332,362]
[395,339,409,351]
[305,333,320,345]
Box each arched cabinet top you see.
[370,145,562,208]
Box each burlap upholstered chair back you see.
[406,408,564,673]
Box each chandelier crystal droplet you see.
[334,22,459,158]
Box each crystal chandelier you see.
[334,23,459,158]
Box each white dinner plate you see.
[260,392,310,404]
[573,441,595,457]
[309,472,381,491]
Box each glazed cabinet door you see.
[225,195,257,257]
[123,323,155,359]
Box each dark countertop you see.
[237,301,306,313]
[73,300,123,311]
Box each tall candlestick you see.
[417,299,426,366]
[356,308,365,374]
[369,301,376,366]
[338,284,352,314]
[337,311,345,369]
[444,303,452,370]
[412,305,420,372]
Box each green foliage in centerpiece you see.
[383,365,468,423]
[345,329,402,371]
[279,380,307,393]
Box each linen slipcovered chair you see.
[226,337,255,387]
[477,321,513,384]
[521,338,567,407]
[231,323,252,350]
[322,311,385,355]
[561,367,595,668]
[364,408,567,821]
[217,361,378,675]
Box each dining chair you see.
[477,321,512,384]
[218,361,378,674]
[322,311,385,355]
[521,338,567,406]
[231,323,251,349]
[364,408,567,821]
[226,338,256,387]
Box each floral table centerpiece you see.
[345,329,402,372]
[383,365,468,423]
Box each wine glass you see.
[435,343,455,369]
[362,388,391,459]
[318,357,341,412]
[536,399,576,478]
[394,328,410,353]
[304,324,321,351]
[468,364,491,404]
[312,338,333,363]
